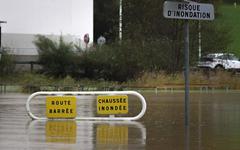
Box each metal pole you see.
[198,21,201,60]
[0,21,7,61]
[119,0,122,41]
[184,19,190,127]
[0,25,2,60]
[0,25,1,48]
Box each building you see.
[0,0,93,57]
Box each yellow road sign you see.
[97,95,128,115]
[46,96,77,119]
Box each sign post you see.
[84,33,90,49]
[163,1,214,126]
[184,20,190,126]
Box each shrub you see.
[79,42,142,82]
[0,49,15,76]
[20,73,52,92]
[34,35,78,78]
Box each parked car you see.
[198,53,240,70]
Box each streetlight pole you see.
[198,0,202,61]
[119,0,122,41]
[198,21,201,60]
[0,21,7,61]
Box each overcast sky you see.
[0,0,93,41]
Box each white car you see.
[198,53,240,70]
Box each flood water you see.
[0,92,240,150]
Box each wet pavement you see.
[0,92,240,150]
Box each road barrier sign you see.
[26,91,147,121]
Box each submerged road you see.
[0,92,240,150]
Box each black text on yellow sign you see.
[46,96,77,119]
[97,95,128,115]
[46,121,77,144]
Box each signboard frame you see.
[163,1,214,20]
[26,91,147,121]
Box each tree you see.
[94,0,119,43]
[34,35,77,78]
[79,42,142,82]
[121,0,230,72]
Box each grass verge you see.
[1,71,240,93]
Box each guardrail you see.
[26,91,147,121]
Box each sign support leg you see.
[184,20,190,127]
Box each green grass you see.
[218,4,240,55]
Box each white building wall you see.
[0,0,93,55]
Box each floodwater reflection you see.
[1,92,240,150]
[45,121,77,144]
[27,120,146,150]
